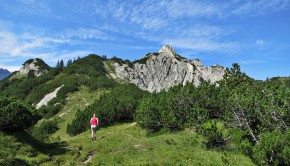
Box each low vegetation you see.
[135,63,290,165]
[0,96,39,131]
[0,52,289,165]
[67,84,148,136]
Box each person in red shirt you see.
[90,114,99,140]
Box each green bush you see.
[31,118,59,141]
[0,96,38,131]
[135,84,210,132]
[202,121,225,149]
[253,130,290,165]
[67,84,148,136]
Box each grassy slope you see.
[46,123,254,166]
[44,86,254,165]
[50,86,106,140]
[1,86,255,165]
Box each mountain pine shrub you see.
[0,96,39,131]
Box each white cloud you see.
[163,0,221,18]
[163,38,238,53]
[239,59,266,65]
[91,0,223,31]
[256,39,265,46]
[62,28,113,40]
[232,0,290,16]
[0,30,69,58]
[0,64,21,72]
[0,31,18,54]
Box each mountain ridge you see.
[8,45,225,93]
[110,45,225,92]
[0,68,11,80]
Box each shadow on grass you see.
[12,130,68,156]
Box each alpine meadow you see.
[1,0,290,166]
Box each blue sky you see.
[0,0,289,80]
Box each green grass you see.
[1,122,255,166]
[8,73,27,80]
[104,60,115,74]
[1,86,255,165]
[51,86,106,140]
[48,123,254,166]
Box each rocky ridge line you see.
[110,45,225,92]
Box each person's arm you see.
[97,118,99,126]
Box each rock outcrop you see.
[0,68,11,80]
[36,85,64,109]
[110,45,225,92]
[16,58,50,77]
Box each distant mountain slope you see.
[0,68,11,80]
[15,58,51,77]
[0,47,225,106]
[0,55,115,118]
[108,45,225,92]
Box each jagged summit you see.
[16,58,51,77]
[158,45,176,56]
[109,47,225,92]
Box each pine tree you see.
[66,59,73,66]
[56,60,60,67]
[60,59,64,69]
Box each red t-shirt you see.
[91,117,98,125]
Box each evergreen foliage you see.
[63,54,106,76]
[31,118,59,142]
[135,63,290,165]
[0,54,117,119]
[23,58,51,71]
[110,56,134,68]
[253,129,290,165]
[0,96,39,131]
[67,84,148,136]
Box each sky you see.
[0,0,289,80]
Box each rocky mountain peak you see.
[16,58,50,77]
[108,46,225,92]
[158,45,176,57]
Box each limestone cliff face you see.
[16,58,50,77]
[110,46,225,92]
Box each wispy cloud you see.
[163,38,238,53]
[0,64,21,72]
[162,0,222,18]
[62,28,114,40]
[0,31,69,58]
[256,39,267,47]
[232,0,290,16]
[0,0,52,17]
[239,59,266,65]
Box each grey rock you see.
[16,59,49,77]
[110,45,225,92]
[36,85,64,109]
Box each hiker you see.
[90,114,99,140]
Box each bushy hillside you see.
[135,64,290,165]
[0,52,290,165]
[0,54,117,118]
